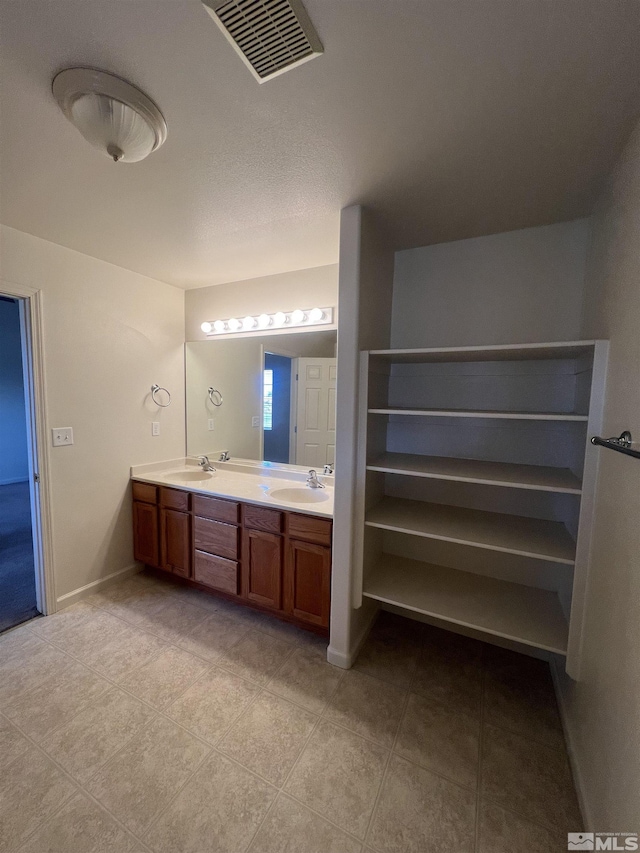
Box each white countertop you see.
[131,457,334,518]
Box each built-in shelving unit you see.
[368,406,588,421]
[354,340,608,677]
[366,452,582,494]
[365,497,576,564]
[364,555,569,654]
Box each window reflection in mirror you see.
[185,330,337,467]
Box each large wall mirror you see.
[186,330,337,467]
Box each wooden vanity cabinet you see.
[243,528,283,609]
[132,482,332,633]
[132,482,159,567]
[285,539,331,628]
[159,488,191,578]
[133,500,159,567]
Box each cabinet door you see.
[242,529,282,610]
[133,500,159,567]
[284,540,331,628]
[160,508,191,578]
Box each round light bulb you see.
[309,308,324,323]
[273,312,286,327]
[201,321,213,334]
[291,309,305,324]
[227,318,241,331]
[213,320,226,333]
[242,315,256,330]
[257,313,271,329]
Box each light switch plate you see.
[152,422,160,436]
[252,416,260,428]
[52,427,73,447]
[208,419,215,431]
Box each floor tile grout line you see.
[25,622,323,764]
[241,668,351,852]
[10,632,224,755]
[474,648,487,853]
[8,624,499,814]
[481,716,568,753]
[10,610,483,805]
[131,737,215,841]
[480,791,576,835]
[81,583,324,658]
[1,708,156,853]
[362,687,411,850]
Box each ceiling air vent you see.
[203,0,323,82]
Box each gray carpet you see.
[0,481,39,632]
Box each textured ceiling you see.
[1,0,640,288]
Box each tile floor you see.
[0,572,581,852]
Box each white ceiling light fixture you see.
[202,307,334,335]
[52,67,167,163]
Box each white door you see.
[295,358,336,468]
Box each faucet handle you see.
[323,464,334,475]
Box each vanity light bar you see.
[201,307,334,335]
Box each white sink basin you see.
[268,487,330,504]
[164,470,214,482]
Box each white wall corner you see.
[55,562,143,610]
[550,656,593,831]
[327,601,378,669]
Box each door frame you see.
[1,279,56,616]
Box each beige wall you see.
[0,225,185,602]
[184,265,339,341]
[555,124,640,829]
[391,220,589,348]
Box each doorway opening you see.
[263,352,293,464]
[0,292,47,631]
[262,349,337,468]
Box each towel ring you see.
[208,387,223,407]
[151,384,171,408]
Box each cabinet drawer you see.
[193,516,239,560]
[194,551,239,595]
[192,494,240,525]
[160,487,190,512]
[132,481,158,505]
[243,504,283,534]
[287,513,332,546]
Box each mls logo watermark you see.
[568,833,639,850]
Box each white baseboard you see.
[56,563,143,610]
[0,477,29,486]
[327,605,378,669]
[550,656,592,830]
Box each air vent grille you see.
[203,0,323,82]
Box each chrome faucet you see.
[218,450,230,462]
[306,469,325,489]
[197,455,215,472]
[323,464,334,475]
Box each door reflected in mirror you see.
[185,330,337,467]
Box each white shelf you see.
[367,452,582,494]
[368,406,588,421]
[368,341,597,363]
[363,554,569,655]
[365,497,576,564]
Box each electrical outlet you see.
[52,427,73,447]
[252,416,260,428]
[208,419,215,431]
[152,422,160,436]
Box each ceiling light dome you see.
[52,67,167,163]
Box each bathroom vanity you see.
[131,460,333,634]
